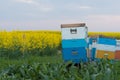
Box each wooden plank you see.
[61,23,86,28]
[115,51,120,60]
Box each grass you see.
[0,55,63,71]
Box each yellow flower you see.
[0,30,61,54]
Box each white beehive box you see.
[61,23,88,40]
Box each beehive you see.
[95,36,116,59]
[61,23,88,63]
[115,40,120,60]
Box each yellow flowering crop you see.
[89,32,120,39]
[0,31,61,55]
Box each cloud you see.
[39,4,53,12]
[14,0,38,5]
[0,19,84,31]
[85,15,120,32]
[13,0,53,12]
[65,3,92,11]
[77,6,92,9]
[86,15,120,24]
[1,15,120,32]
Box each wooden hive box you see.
[61,23,88,63]
[95,36,116,59]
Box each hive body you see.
[61,23,88,63]
[95,37,116,59]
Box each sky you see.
[0,0,120,32]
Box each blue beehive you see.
[61,23,88,63]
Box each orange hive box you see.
[96,50,115,59]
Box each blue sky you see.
[0,0,120,31]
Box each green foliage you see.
[0,45,58,59]
[0,59,119,80]
[0,55,63,71]
[0,47,22,59]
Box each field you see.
[0,31,61,58]
[89,32,120,39]
[0,31,120,80]
[0,55,120,80]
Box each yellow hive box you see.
[96,50,115,59]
